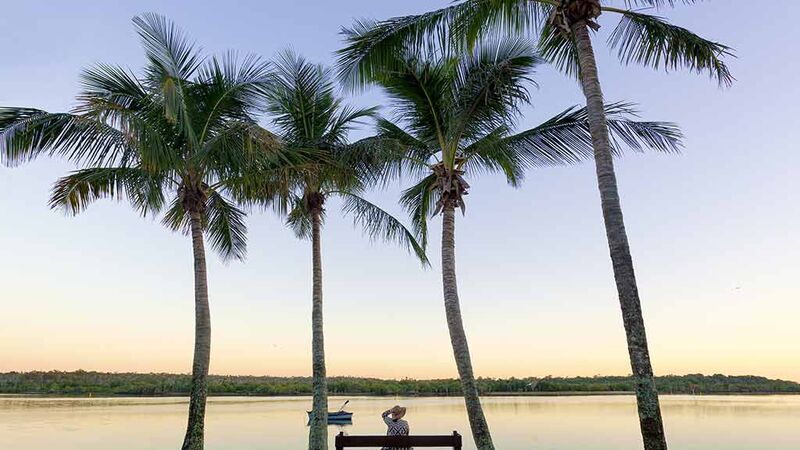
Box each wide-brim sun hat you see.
[390,406,407,420]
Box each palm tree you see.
[337,3,732,448]
[351,38,682,450]
[247,50,428,450]
[0,14,293,450]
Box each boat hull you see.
[307,411,353,423]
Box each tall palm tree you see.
[0,14,293,450]
[337,3,732,448]
[351,38,682,450]
[247,50,428,450]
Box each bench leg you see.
[335,431,344,450]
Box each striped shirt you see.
[382,414,411,450]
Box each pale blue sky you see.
[1,1,799,381]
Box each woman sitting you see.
[381,405,411,450]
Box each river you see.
[1,395,798,449]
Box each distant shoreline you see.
[3,371,799,397]
[2,391,799,399]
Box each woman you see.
[381,405,411,450]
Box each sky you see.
[1,1,799,382]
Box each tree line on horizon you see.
[3,371,797,396]
[0,1,733,450]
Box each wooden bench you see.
[335,431,462,449]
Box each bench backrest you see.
[335,431,462,449]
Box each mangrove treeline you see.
[1,371,797,396]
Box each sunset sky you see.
[1,1,798,382]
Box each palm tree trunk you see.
[570,19,668,450]
[441,203,494,450]
[308,208,328,450]
[182,211,211,450]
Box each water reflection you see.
[0,395,798,449]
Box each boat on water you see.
[307,400,353,423]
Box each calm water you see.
[1,395,799,449]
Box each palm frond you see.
[608,11,734,87]
[337,9,457,91]
[133,13,200,147]
[161,196,190,233]
[371,54,451,150]
[204,190,247,262]
[324,104,379,146]
[134,13,203,81]
[450,0,552,50]
[197,121,282,180]
[604,103,684,153]
[74,65,177,169]
[230,162,300,217]
[449,38,540,146]
[537,21,580,81]
[340,193,429,265]
[352,118,434,184]
[618,0,702,8]
[76,63,150,118]
[335,0,552,92]
[504,102,682,169]
[503,106,596,167]
[375,118,430,151]
[266,49,339,144]
[286,201,314,240]
[399,173,439,249]
[460,127,524,186]
[0,108,129,167]
[49,166,166,216]
[195,51,273,143]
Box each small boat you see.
[307,400,353,423]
